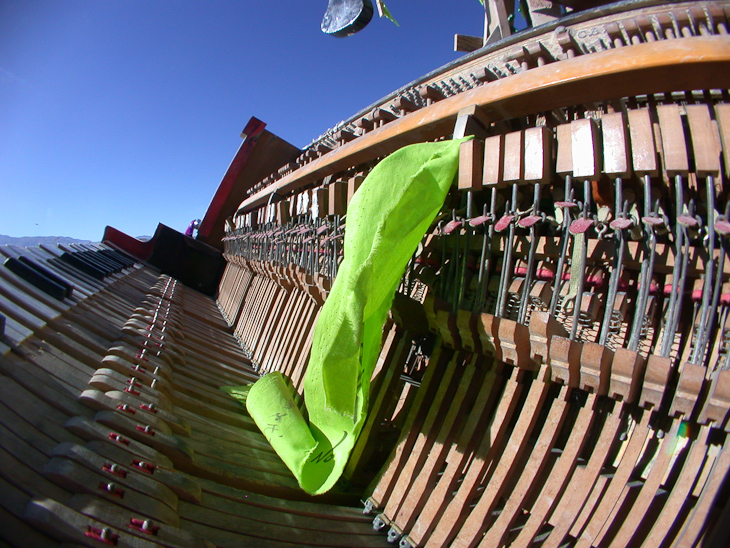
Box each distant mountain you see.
[0,234,97,247]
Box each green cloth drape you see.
[224,138,469,494]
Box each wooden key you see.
[602,112,631,178]
[43,458,179,526]
[497,316,535,369]
[412,367,526,547]
[65,416,175,469]
[449,368,552,548]
[715,103,730,178]
[384,355,477,539]
[24,496,173,548]
[571,118,601,180]
[92,411,194,467]
[402,365,502,547]
[528,310,567,365]
[669,361,706,418]
[603,418,683,548]
[524,125,552,184]
[85,440,203,504]
[579,341,613,395]
[435,307,461,349]
[502,130,524,183]
[458,139,485,191]
[673,432,730,547]
[686,104,722,178]
[541,401,627,548]
[66,494,211,547]
[477,384,572,548]
[456,309,481,353]
[367,341,451,510]
[639,353,673,409]
[608,347,646,403]
[347,173,365,203]
[656,104,690,177]
[328,180,347,216]
[50,442,179,511]
[698,369,730,429]
[628,108,658,177]
[510,392,600,548]
[555,123,573,178]
[548,335,582,387]
[277,199,291,225]
[640,425,712,547]
[482,134,505,188]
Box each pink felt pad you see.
[677,215,699,228]
[518,215,542,228]
[610,217,634,230]
[443,220,463,234]
[494,215,514,233]
[569,218,594,234]
[715,219,730,235]
[468,214,491,227]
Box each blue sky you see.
[1,1,485,241]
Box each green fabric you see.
[224,138,469,495]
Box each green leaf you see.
[375,0,399,26]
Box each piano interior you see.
[2,1,730,546]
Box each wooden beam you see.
[236,37,730,215]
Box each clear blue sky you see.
[1,0,485,241]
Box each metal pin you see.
[517,181,544,324]
[549,177,574,315]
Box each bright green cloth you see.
[224,138,469,495]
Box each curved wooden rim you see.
[238,36,730,215]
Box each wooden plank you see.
[572,408,652,547]
[477,384,572,547]
[510,392,600,547]
[401,363,502,547]
[639,424,712,547]
[390,356,484,536]
[628,108,658,177]
[448,371,553,548]
[366,341,451,509]
[380,352,467,527]
[67,494,211,548]
[605,418,682,547]
[0,477,58,548]
[24,496,167,548]
[178,502,388,547]
[686,104,722,177]
[540,400,626,548]
[49,443,179,511]
[239,38,730,213]
[572,118,602,179]
[415,366,526,547]
[656,104,690,176]
[602,111,631,178]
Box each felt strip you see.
[224,138,470,494]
